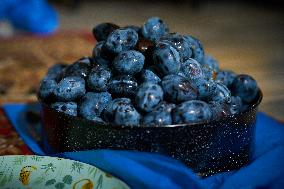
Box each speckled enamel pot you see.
[41,91,262,176]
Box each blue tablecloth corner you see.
[3,103,284,189]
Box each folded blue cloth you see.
[0,0,58,34]
[3,103,284,189]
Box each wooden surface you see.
[57,1,284,120]
[0,32,94,103]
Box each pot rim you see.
[39,89,263,129]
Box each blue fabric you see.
[3,103,284,189]
[0,0,58,34]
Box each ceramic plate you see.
[0,155,130,189]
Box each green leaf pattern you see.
[62,175,73,185]
[0,156,129,189]
[13,156,27,165]
[97,174,104,189]
[71,162,84,173]
[41,163,56,173]
[55,182,65,189]
[31,155,44,162]
[45,179,56,186]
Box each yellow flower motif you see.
[72,179,94,189]
[19,166,37,185]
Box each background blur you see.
[0,0,283,120]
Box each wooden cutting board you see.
[0,31,94,104]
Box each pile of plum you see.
[39,17,259,126]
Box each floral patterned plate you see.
[0,155,130,189]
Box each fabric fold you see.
[3,103,284,189]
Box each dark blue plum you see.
[76,57,93,65]
[135,38,155,68]
[135,82,164,112]
[142,110,172,126]
[46,63,67,80]
[172,100,212,124]
[54,76,86,101]
[63,58,91,79]
[209,82,231,104]
[87,67,112,92]
[194,78,217,99]
[92,41,111,69]
[180,58,204,80]
[200,55,219,80]
[141,17,169,41]
[142,101,176,126]
[161,75,198,103]
[231,74,258,103]
[108,75,138,98]
[51,102,77,116]
[139,69,161,84]
[135,37,154,54]
[159,33,192,62]
[79,92,112,121]
[153,42,181,76]
[216,70,237,87]
[92,22,119,41]
[104,98,141,126]
[38,78,57,100]
[122,25,141,35]
[229,96,243,114]
[105,28,138,54]
[155,101,176,113]
[208,101,230,120]
[112,50,145,75]
[183,35,204,63]
[92,116,106,124]
[177,71,186,78]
